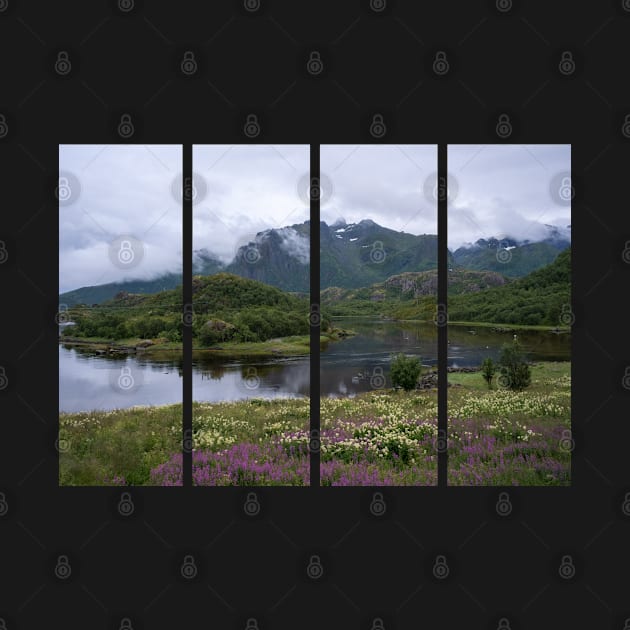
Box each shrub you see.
[498,339,531,391]
[390,353,422,391]
[481,357,496,389]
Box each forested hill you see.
[448,247,571,326]
[62,273,315,345]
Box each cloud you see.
[192,145,310,262]
[277,227,309,264]
[447,144,571,249]
[321,145,438,236]
[59,145,182,293]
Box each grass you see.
[59,403,182,486]
[59,362,570,487]
[448,321,570,332]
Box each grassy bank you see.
[59,361,570,486]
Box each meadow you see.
[59,361,569,486]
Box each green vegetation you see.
[481,357,496,389]
[61,273,335,356]
[320,247,570,327]
[59,403,182,486]
[390,353,422,391]
[498,339,532,391]
[449,248,570,326]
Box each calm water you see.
[59,319,570,412]
[59,344,309,413]
[319,318,570,397]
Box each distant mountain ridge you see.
[60,219,570,305]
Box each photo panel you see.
[446,144,571,486]
[192,145,310,486]
[319,145,438,486]
[58,144,183,486]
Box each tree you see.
[390,353,422,391]
[498,338,531,391]
[481,357,496,389]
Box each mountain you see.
[320,219,439,288]
[59,273,183,307]
[60,220,570,304]
[225,223,310,292]
[451,225,570,278]
[321,268,507,318]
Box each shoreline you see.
[330,316,570,333]
[60,328,356,358]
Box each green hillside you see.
[62,273,322,347]
[448,247,571,326]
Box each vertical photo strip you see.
[446,145,571,486]
[59,145,183,486]
[319,145,439,486]
[191,145,311,486]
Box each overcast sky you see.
[59,145,182,294]
[321,144,437,236]
[193,145,310,262]
[448,144,571,249]
[60,144,570,293]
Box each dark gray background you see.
[0,0,628,628]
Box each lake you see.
[59,319,570,412]
[320,318,570,397]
